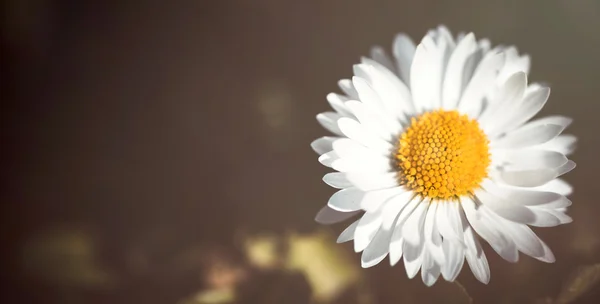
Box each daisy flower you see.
[312,25,576,286]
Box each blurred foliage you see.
[21,228,114,288]
[554,264,600,304]
[180,289,235,304]
[20,226,600,303]
[285,231,361,303]
[240,230,362,303]
[243,233,282,269]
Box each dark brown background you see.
[2,0,599,303]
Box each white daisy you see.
[312,25,576,286]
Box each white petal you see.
[331,153,392,173]
[409,39,431,113]
[536,238,556,263]
[398,202,425,278]
[504,115,571,144]
[502,86,551,133]
[421,247,433,275]
[337,117,394,153]
[498,168,558,187]
[370,46,396,74]
[327,93,353,117]
[389,234,404,266]
[317,112,343,135]
[332,138,385,158]
[356,60,413,122]
[360,187,406,212]
[351,73,405,129]
[338,79,358,99]
[556,160,576,176]
[546,208,573,225]
[480,72,528,134]
[318,151,338,168]
[534,135,577,156]
[310,136,338,155]
[529,179,573,196]
[361,195,407,268]
[395,196,422,226]
[478,185,569,228]
[431,39,449,109]
[478,38,491,52]
[327,187,364,212]
[495,149,567,170]
[459,51,505,118]
[390,197,422,265]
[424,203,445,265]
[404,248,423,279]
[392,33,416,84]
[441,239,465,281]
[322,172,353,189]
[519,54,531,74]
[436,201,465,245]
[346,171,398,191]
[482,181,568,208]
[345,100,394,141]
[498,47,531,83]
[496,71,527,104]
[464,226,491,284]
[421,261,441,287]
[403,241,424,278]
[315,205,360,225]
[354,209,383,252]
[402,200,429,246]
[501,221,545,259]
[524,115,572,130]
[361,226,392,268]
[337,220,359,243]
[531,196,572,209]
[352,76,387,113]
[474,187,536,224]
[436,25,456,48]
[424,28,439,43]
[411,36,445,112]
[491,124,564,149]
[460,41,486,93]
[442,33,477,110]
[381,191,413,229]
[480,207,522,262]
[462,198,518,262]
[527,208,563,227]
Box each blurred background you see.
[2,0,600,303]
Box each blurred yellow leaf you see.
[285,230,360,302]
[243,234,281,269]
[555,264,600,304]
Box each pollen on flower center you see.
[395,110,490,200]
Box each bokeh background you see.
[2,0,600,303]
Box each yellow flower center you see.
[395,110,490,200]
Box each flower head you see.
[312,25,576,286]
